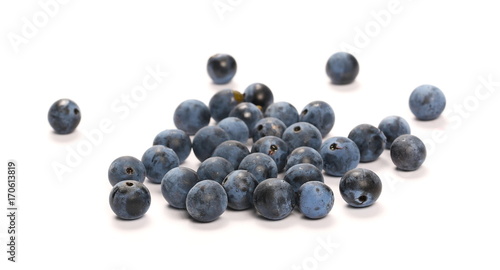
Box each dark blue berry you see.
[153,129,191,163]
[264,101,299,127]
[409,84,446,120]
[212,140,250,170]
[222,170,259,210]
[161,167,199,209]
[192,126,229,162]
[348,124,387,162]
[186,180,228,222]
[339,168,382,208]
[141,145,179,184]
[252,117,287,142]
[326,52,359,85]
[251,136,289,173]
[48,98,81,134]
[378,116,411,149]
[285,146,323,171]
[173,99,211,135]
[320,137,360,177]
[217,117,249,143]
[209,89,244,122]
[298,181,334,219]
[197,157,234,184]
[244,83,274,111]
[299,101,335,137]
[207,54,237,84]
[284,163,324,193]
[108,156,146,186]
[109,180,151,220]
[228,102,264,136]
[238,153,278,183]
[282,122,322,151]
[390,134,426,171]
[253,178,295,220]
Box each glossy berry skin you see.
[320,137,360,177]
[207,53,237,84]
[173,99,211,135]
[409,84,446,120]
[282,122,323,151]
[252,117,287,142]
[298,181,334,219]
[390,134,426,171]
[109,180,151,220]
[264,101,299,127]
[212,140,250,170]
[141,145,180,184]
[217,117,249,143]
[348,124,387,162]
[209,89,244,122]
[161,167,199,209]
[326,52,359,85]
[378,116,411,149]
[186,180,228,223]
[244,83,274,111]
[192,126,229,162]
[48,98,81,134]
[229,102,264,136]
[222,170,259,210]
[251,136,289,173]
[299,101,335,137]
[253,178,295,220]
[108,156,146,186]
[238,153,278,183]
[285,146,323,171]
[339,168,382,208]
[153,129,191,163]
[284,163,324,193]
[197,157,234,184]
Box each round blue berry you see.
[299,101,335,137]
[282,122,323,151]
[108,156,146,186]
[173,99,211,135]
[109,180,151,220]
[209,89,244,122]
[161,167,199,209]
[390,134,426,171]
[212,140,250,170]
[285,146,323,171]
[378,116,411,149]
[326,52,359,85]
[284,163,324,193]
[298,181,334,219]
[251,136,289,173]
[217,117,249,143]
[186,180,228,222]
[197,157,234,184]
[244,83,274,111]
[141,145,179,184]
[192,126,229,162]
[348,124,387,162]
[207,54,237,84]
[153,129,191,163]
[238,153,278,183]
[252,117,287,142]
[253,178,295,220]
[409,84,446,120]
[222,170,259,210]
[48,98,81,134]
[339,168,382,208]
[320,137,360,177]
[264,101,299,127]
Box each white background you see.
[1,0,500,269]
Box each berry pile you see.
[48,52,444,223]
